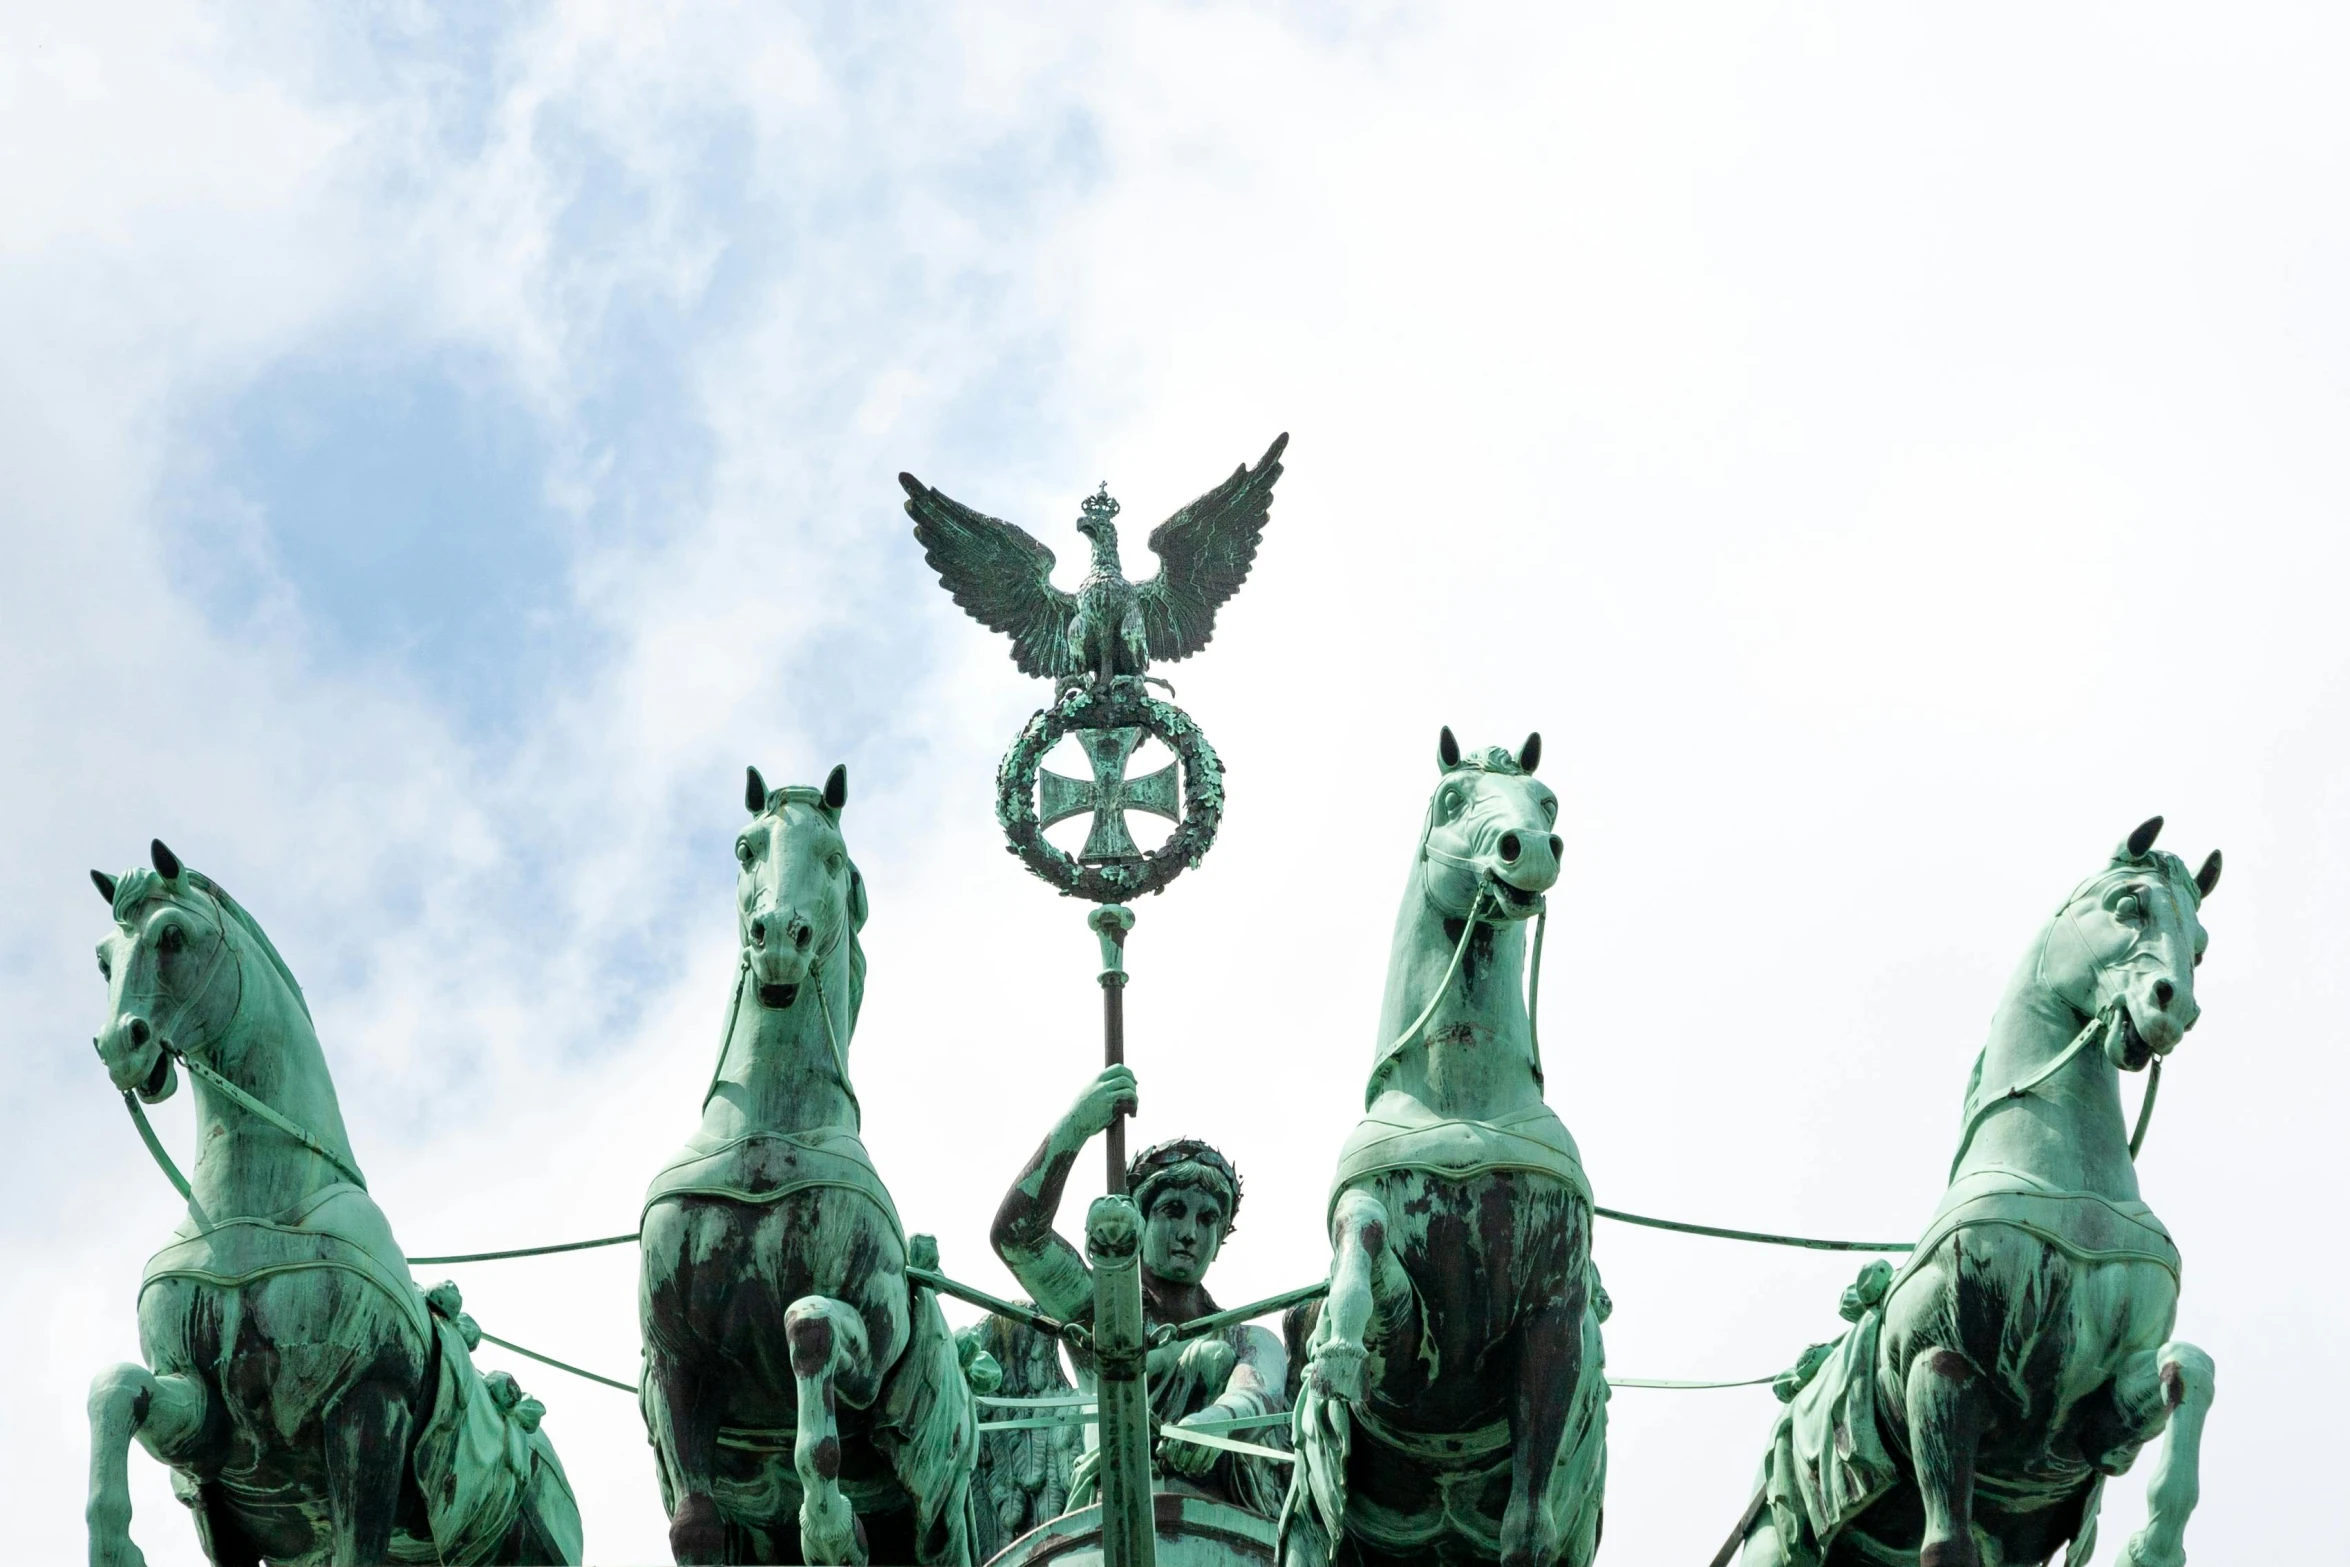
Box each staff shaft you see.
[1089,904,1136,1195]
[1103,975,1127,1191]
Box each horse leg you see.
[645,1346,729,1565]
[2119,1342,2216,1567]
[86,1363,209,1567]
[1905,1348,1991,1567]
[322,1378,413,1567]
[786,1296,878,1566]
[1500,1300,1583,1567]
[1314,1187,1412,1402]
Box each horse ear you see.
[1517,732,1542,774]
[824,764,849,812]
[1438,727,1460,770]
[2195,849,2222,898]
[91,870,118,904]
[150,840,182,880]
[2126,816,2164,858]
[745,766,767,814]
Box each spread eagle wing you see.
[1134,431,1288,664]
[901,473,1081,679]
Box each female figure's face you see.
[1140,1184,1227,1286]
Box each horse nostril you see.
[1548,834,1562,861]
[794,925,812,951]
[128,1018,150,1047]
[1498,833,1521,863]
[2154,979,2175,1010]
[750,918,767,949]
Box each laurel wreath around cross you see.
[996,679,1225,902]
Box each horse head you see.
[2045,816,2221,1067]
[87,839,241,1102]
[737,763,868,1011]
[1420,727,1561,920]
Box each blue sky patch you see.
[177,351,574,724]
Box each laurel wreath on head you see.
[995,679,1225,903]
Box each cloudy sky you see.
[6,4,2345,1561]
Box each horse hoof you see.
[88,1534,147,1567]
[1918,1542,1980,1567]
[799,1491,869,1565]
[668,1492,726,1564]
[1309,1340,1368,1402]
[2119,1537,2186,1567]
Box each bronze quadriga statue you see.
[72,411,2240,1567]
[639,767,975,1565]
[82,842,582,1567]
[1286,731,1609,1567]
[1726,820,2222,1567]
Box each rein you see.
[1367,858,1553,1102]
[1947,1002,2170,1181]
[111,887,368,1211]
[702,926,860,1127]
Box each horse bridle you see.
[1367,796,1554,1101]
[110,883,369,1205]
[1949,867,2185,1176]
[705,796,862,1122]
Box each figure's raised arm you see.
[990,1065,1140,1324]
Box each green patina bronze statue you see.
[902,435,1286,693]
[63,418,2244,1567]
[1721,820,2222,1567]
[1286,731,1609,1567]
[986,1066,1292,1525]
[82,842,582,1567]
[639,766,976,1566]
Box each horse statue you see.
[83,841,582,1567]
[1723,818,2222,1567]
[639,765,975,1565]
[1285,729,1609,1567]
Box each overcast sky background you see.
[5,5,2345,1562]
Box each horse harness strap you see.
[122,1092,194,1203]
[2048,879,2176,1158]
[1948,1005,2167,1179]
[113,886,369,1206]
[172,1047,370,1192]
[701,933,860,1126]
[1366,880,1491,1103]
[1366,870,1552,1105]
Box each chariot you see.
[76,437,2222,1567]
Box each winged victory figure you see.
[901,432,1287,688]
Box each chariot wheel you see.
[982,1496,1276,1567]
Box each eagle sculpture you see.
[901,432,1287,687]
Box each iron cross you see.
[1038,727,1180,863]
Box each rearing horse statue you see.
[1286,730,1608,1567]
[82,842,581,1567]
[640,766,974,1566]
[1726,818,2222,1567]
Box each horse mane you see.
[843,876,867,1031]
[111,864,313,1024]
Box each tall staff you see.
[902,435,1285,1567]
